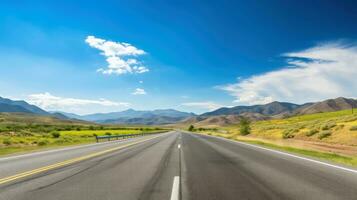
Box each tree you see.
[239,117,251,135]
[188,125,195,132]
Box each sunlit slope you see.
[223,109,357,145]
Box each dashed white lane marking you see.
[170,176,180,200]
[178,144,181,149]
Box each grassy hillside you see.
[249,109,357,145]
[192,109,357,166]
[200,109,357,145]
[0,112,168,156]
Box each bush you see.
[38,139,49,146]
[282,129,298,139]
[239,118,251,136]
[51,131,61,138]
[188,125,195,132]
[3,138,12,145]
[105,132,112,136]
[318,131,332,140]
[350,126,357,131]
[321,123,336,130]
[306,129,319,137]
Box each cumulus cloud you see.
[86,36,149,75]
[132,88,146,95]
[218,42,357,105]
[181,101,223,111]
[27,92,130,113]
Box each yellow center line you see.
[0,134,165,185]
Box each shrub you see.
[334,124,345,130]
[320,122,336,131]
[321,125,329,130]
[3,138,12,145]
[51,131,61,138]
[239,117,251,135]
[306,129,319,137]
[105,132,112,136]
[282,129,297,139]
[318,131,332,140]
[350,126,357,131]
[38,139,49,146]
[188,125,195,132]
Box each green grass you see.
[0,112,170,157]
[60,129,145,136]
[0,140,92,156]
[0,128,165,157]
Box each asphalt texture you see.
[0,131,356,200]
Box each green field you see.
[0,113,168,156]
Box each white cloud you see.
[86,36,149,75]
[132,88,146,95]
[181,101,223,111]
[27,92,130,114]
[218,42,357,105]
[139,80,144,84]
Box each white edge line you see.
[188,131,357,174]
[0,131,172,161]
[170,176,180,200]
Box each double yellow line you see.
[0,134,164,185]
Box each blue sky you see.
[1,0,357,114]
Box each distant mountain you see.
[0,97,48,115]
[53,111,82,120]
[60,109,196,125]
[102,116,187,125]
[202,101,301,117]
[179,113,271,127]
[293,97,357,115]
[0,103,32,113]
[0,96,70,120]
[181,97,357,127]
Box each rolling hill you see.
[60,109,196,125]
[0,97,48,115]
[0,112,90,125]
[0,96,70,120]
[202,101,303,117]
[293,97,357,115]
[182,97,357,127]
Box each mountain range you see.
[0,97,48,115]
[0,96,356,126]
[58,109,196,125]
[0,97,70,120]
[182,97,357,127]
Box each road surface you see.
[0,131,356,200]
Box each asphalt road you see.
[0,131,356,200]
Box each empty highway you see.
[0,131,356,200]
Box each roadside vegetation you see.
[193,109,357,166]
[0,113,168,156]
